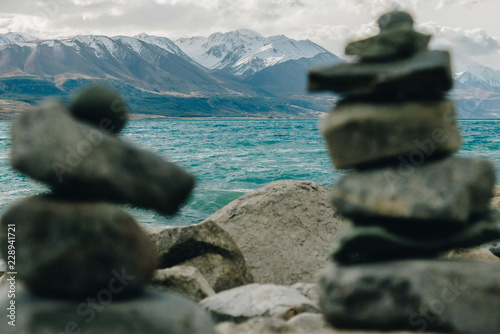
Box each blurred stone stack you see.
[0,86,214,334]
[309,11,500,333]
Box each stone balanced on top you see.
[309,11,500,333]
[0,86,215,334]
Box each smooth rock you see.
[377,11,414,31]
[308,50,452,96]
[322,100,462,169]
[69,85,129,134]
[291,283,320,307]
[287,313,333,332]
[146,220,253,292]
[333,212,500,263]
[0,285,215,334]
[204,180,345,285]
[150,265,215,301]
[492,187,500,210]
[319,260,500,333]
[333,157,494,222]
[10,101,194,215]
[200,283,319,324]
[215,318,300,334]
[0,195,158,297]
[445,247,500,262]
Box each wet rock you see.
[146,221,253,292]
[10,101,194,215]
[204,180,345,285]
[321,100,461,169]
[150,265,215,301]
[0,195,158,297]
[0,285,215,334]
[69,85,129,134]
[200,284,319,324]
[308,50,452,96]
[319,260,500,333]
[332,212,500,263]
[332,157,495,222]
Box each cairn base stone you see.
[321,99,461,169]
[0,196,158,297]
[319,260,500,333]
[332,157,495,222]
[0,286,215,334]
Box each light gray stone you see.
[319,260,500,333]
[332,157,495,222]
[150,265,215,301]
[10,101,194,215]
[0,195,158,297]
[332,212,500,263]
[0,286,215,334]
[204,180,345,285]
[321,100,462,169]
[200,284,319,324]
[291,283,319,307]
[146,221,253,292]
[287,313,332,332]
[308,50,452,96]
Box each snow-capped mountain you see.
[0,32,35,44]
[175,29,331,77]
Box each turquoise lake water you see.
[0,119,499,226]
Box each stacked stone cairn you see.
[0,86,215,333]
[309,11,500,333]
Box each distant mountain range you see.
[0,30,498,119]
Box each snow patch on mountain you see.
[453,53,500,90]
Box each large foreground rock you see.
[321,100,461,169]
[200,284,318,324]
[0,196,157,297]
[319,260,500,333]
[10,101,194,215]
[204,180,345,285]
[332,157,495,222]
[0,286,215,334]
[308,50,452,96]
[146,221,253,292]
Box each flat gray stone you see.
[10,101,194,215]
[151,265,215,301]
[146,221,253,292]
[200,284,319,324]
[0,286,214,334]
[0,195,158,297]
[332,157,495,222]
[308,50,452,96]
[321,100,462,169]
[332,211,500,263]
[319,260,500,333]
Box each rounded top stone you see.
[377,11,414,31]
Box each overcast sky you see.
[1,0,499,69]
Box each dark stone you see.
[308,50,452,96]
[0,286,215,334]
[377,11,414,31]
[0,195,158,297]
[332,211,500,263]
[146,221,253,292]
[10,101,195,215]
[332,157,495,222]
[319,260,500,333]
[69,85,129,134]
[321,100,461,169]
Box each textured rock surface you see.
[150,265,215,301]
[308,50,452,96]
[204,180,345,285]
[332,212,500,263]
[69,85,129,134]
[0,196,157,297]
[321,100,461,169]
[200,283,318,324]
[10,101,194,215]
[332,157,495,222]
[146,221,253,292]
[319,260,500,333]
[0,286,215,334]
[291,283,320,307]
[492,186,500,210]
[445,247,500,262]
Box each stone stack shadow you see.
[309,11,500,333]
[0,86,215,333]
